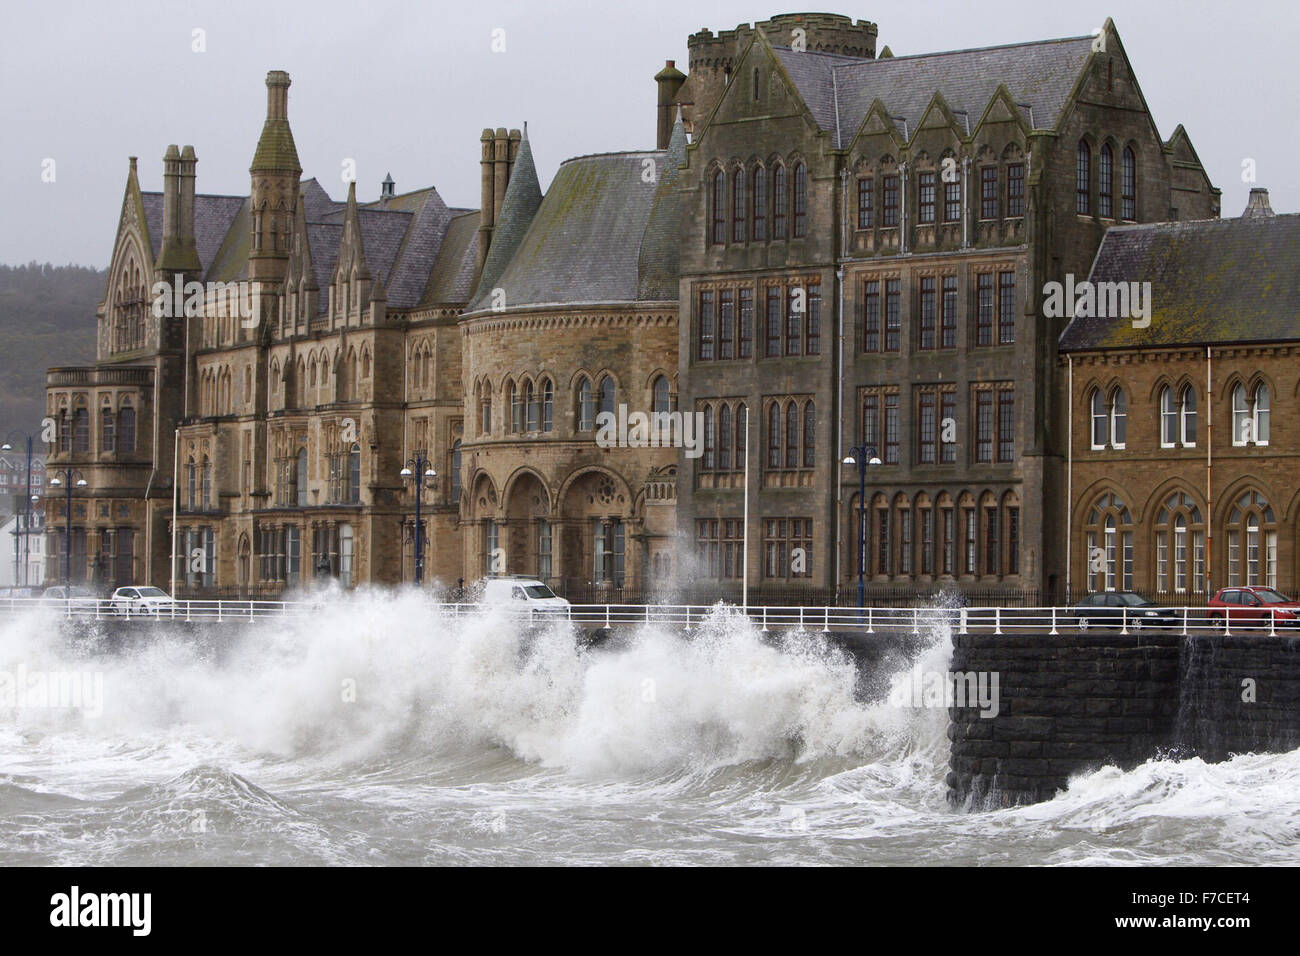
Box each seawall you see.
[947,631,1300,808]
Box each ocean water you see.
[0,592,1296,866]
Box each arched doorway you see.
[504,471,551,579]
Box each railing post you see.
[994,606,1002,636]
[605,604,611,629]
[249,600,254,622]
[865,606,873,634]
[217,601,223,624]
[1049,606,1058,636]
[1120,606,1129,636]
[823,606,830,633]
[911,607,920,636]
[1269,608,1277,637]
[959,607,968,635]
[1181,606,1189,637]
[798,606,804,631]
[1224,612,1232,636]
[761,606,769,632]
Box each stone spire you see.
[249,70,302,283]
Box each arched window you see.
[1227,491,1276,587]
[1099,143,1114,218]
[598,376,615,417]
[803,401,816,468]
[652,376,670,415]
[1110,388,1127,448]
[339,524,354,588]
[101,405,115,453]
[736,403,747,467]
[702,405,716,470]
[1121,146,1136,220]
[479,380,493,435]
[449,440,462,504]
[732,168,746,242]
[1084,492,1133,591]
[1232,382,1270,445]
[1159,386,1177,446]
[72,405,89,454]
[118,402,136,454]
[1089,388,1107,449]
[772,164,787,238]
[785,401,799,468]
[1076,140,1091,214]
[541,379,554,432]
[296,447,308,507]
[1180,386,1197,445]
[186,456,196,510]
[525,380,538,432]
[1154,493,1204,594]
[348,443,361,504]
[711,169,726,244]
[792,162,807,237]
[507,380,522,433]
[767,402,781,467]
[751,167,766,240]
[201,455,212,510]
[718,404,731,472]
[577,377,594,431]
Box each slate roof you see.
[1059,213,1300,351]
[466,148,676,313]
[770,35,1095,147]
[421,210,481,306]
[141,192,247,276]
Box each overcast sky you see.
[2,0,1293,267]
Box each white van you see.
[478,576,571,614]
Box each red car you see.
[1207,587,1300,629]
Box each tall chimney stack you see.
[655,60,687,150]
[157,144,201,274]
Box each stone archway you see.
[558,469,632,592]
[504,471,550,577]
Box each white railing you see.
[2,598,1293,635]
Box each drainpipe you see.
[961,156,971,249]
[1066,355,1073,600]
[899,161,908,254]
[1206,346,1213,594]
[834,167,848,601]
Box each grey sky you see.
[1,0,1293,267]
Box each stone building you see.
[674,15,1218,603]
[1059,191,1300,600]
[43,12,1229,604]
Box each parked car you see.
[1072,592,1179,630]
[40,585,100,609]
[478,576,571,614]
[1207,586,1300,629]
[110,586,176,615]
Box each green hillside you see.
[0,262,104,436]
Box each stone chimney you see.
[1242,187,1275,219]
[655,60,686,150]
[477,127,522,271]
[157,144,201,274]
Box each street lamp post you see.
[400,456,437,585]
[842,445,881,610]
[48,468,87,589]
[2,432,34,588]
